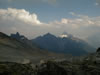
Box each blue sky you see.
[0,0,100,47]
[0,0,100,22]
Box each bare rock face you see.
[96,47,100,63]
[96,47,100,52]
[0,59,100,75]
[0,62,34,75]
[35,57,100,75]
[35,61,68,75]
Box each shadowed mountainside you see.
[0,32,67,64]
[32,33,95,56]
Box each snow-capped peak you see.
[59,32,69,38]
[60,34,68,38]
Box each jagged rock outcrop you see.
[0,59,100,75]
[96,47,100,52]
[35,48,100,75]
[95,47,100,63]
[0,62,34,75]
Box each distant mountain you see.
[32,33,95,56]
[0,32,67,64]
[87,33,100,48]
[10,32,36,48]
[11,32,25,40]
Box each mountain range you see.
[0,31,95,64]
[32,32,95,56]
[0,32,66,64]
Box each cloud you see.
[95,3,99,6]
[96,0,100,6]
[0,8,42,25]
[0,8,100,40]
[69,12,100,27]
[0,8,62,39]
[48,12,100,39]
[51,15,95,29]
[0,8,48,38]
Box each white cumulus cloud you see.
[0,8,42,25]
[0,8,100,40]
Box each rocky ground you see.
[0,48,100,75]
[0,62,34,75]
[0,60,100,75]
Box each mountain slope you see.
[0,32,66,64]
[32,33,95,56]
[10,32,37,48]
